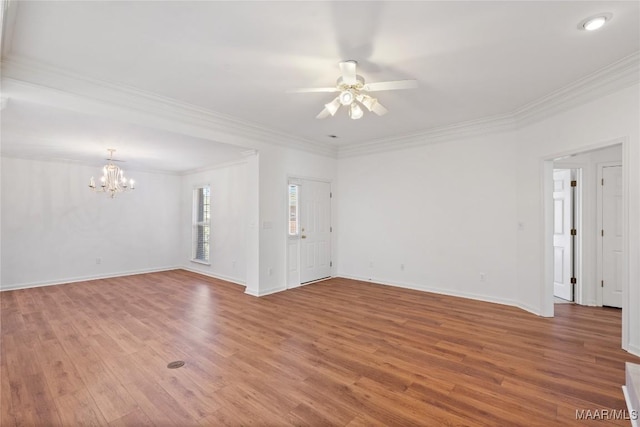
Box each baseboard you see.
[336,274,524,311]
[628,344,640,358]
[516,302,543,316]
[180,266,245,286]
[0,266,182,292]
[245,286,287,297]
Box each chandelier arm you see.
[88,150,136,198]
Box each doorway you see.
[287,178,332,288]
[544,142,627,349]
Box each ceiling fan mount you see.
[336,74,365,90]
[288,60,417,120]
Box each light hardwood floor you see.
[1,270,639,426]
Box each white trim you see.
[191,184,211,264]
[0,152,183,176]
[180,159,248,176]
[621,139,632,351]
[542,160,555,317]
[629,344,640,358]
[0,266,181,292]
[338,113,515,158]
[514,51,640,127]
[541,137,631,351]
[622,386,639,427]
[300,276,332,286]
[1,56,337,159]
[517,302,544,317]
[338,51,639,158]
[285,176,333,290]
[337,274,528,313]
[180,266,245,286]
[245,285,287,297]
[2,51,637,160]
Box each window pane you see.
[193,185,211,262]
[288,184,298,236]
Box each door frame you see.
[285,175,333,289]
[542,137,630,352]
[596,161,622,307]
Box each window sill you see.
[190,259,211,266]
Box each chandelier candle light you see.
[89,149,135,198]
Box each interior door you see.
[602,165,623,308]
[299,180,331,284]
[553,169,573,301]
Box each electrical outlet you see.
[96,257,102,265]
[400,263,405,271]
[480,272,487,282]
[268,267,273,276]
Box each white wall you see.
[335,83,639,356]
[1,157,181,289]
[180,161,247,284]
[252,145,337,296]
[516,83,639,355]
[336,131,520,306]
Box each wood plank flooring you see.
[1,270,639,426]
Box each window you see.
[192,185,211,263]
[288,184,299,236]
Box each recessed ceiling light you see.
[578,13,612,31]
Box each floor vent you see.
[167,360,185,369]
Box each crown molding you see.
[337,50,640,158]
[513,50,640,127]
[179,158,248,176]
[338,112,516,158]
[1,55,338,158]
[0,152,184,176]
[2,51,637,161]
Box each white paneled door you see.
[602,165,623,308]
[553,169,574,302]
[299,180,332,284]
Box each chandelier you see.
[89,149,135,198]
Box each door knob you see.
[301,235,307,239]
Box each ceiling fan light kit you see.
[339,90,355,106]
[289,60,417,120]
[324,97,341,116]
[349,103,364,120]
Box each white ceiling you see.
[1,1,639,171]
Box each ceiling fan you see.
[288,60,418,120]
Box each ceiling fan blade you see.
[286,87,339,94]
[339,60,357,85]
[316,107,331,119]
[371,101,388,116]
[363,79,418,92]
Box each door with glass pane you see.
[287,179,331,287]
